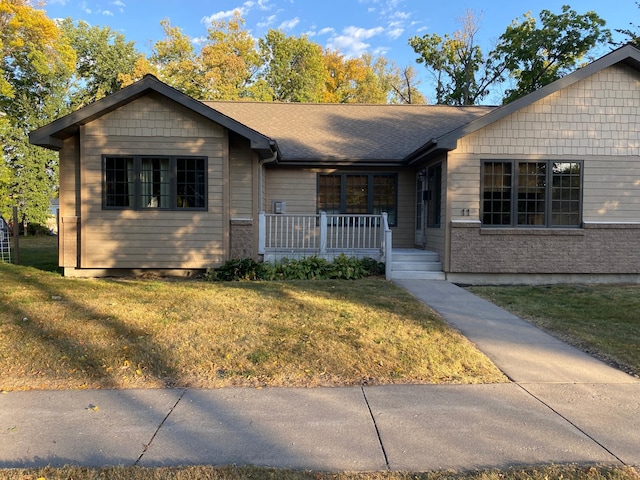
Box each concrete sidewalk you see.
[1,281,639,472]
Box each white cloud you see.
[319,27,335,36]
[387,27,403,40]
[257,14,276,28]
[48,0,70,5]
[79,1,92,14]
[278,17,299,31]
[202,0,273,26]
[101,10,114,16]
[326,26,385,58]
[111,0,125,6]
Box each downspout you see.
[258,141,279,213]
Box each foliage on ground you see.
[0,238,505,390]
[204,255,384,281]
[3,464,639,480]
[467,284,640,378]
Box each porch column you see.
[320,211,327,254]
[258,212,266,255]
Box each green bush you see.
[204,255,384,282]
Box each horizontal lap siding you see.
[80,92,227,269]
[446,63,640,275]
[265,167,414,248]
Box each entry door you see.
[415,171,426,246]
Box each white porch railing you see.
[259,212,392,272]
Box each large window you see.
[482,160,582,227]
[317,173,397,226]
[104,155,206,210]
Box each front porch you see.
[257,213,444,280]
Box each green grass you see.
[0,237,505,391]
[8,234,60,273]
[467,284,640,378]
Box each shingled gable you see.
[29,74,277,158]
[406,43,640,164]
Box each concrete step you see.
[392,261,442,272]
[390,270,447,280]
[389,249,445,281]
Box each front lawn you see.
[0,243,505,390]
[467,284,640,378]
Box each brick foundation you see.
[230,219,254,259]
[450,221,640,274]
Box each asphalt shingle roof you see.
[206,102,496,163]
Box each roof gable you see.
[431,44,640,153]
[29,75,275,156]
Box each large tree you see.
[0,0,75,229]
[200,11,261,100]
[258,29,325,102]
[410,5,611,105]
[60,18,142,107]
[491,5,611,103]
[409,10,493,105]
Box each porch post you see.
[381,212,392,280]
[258,212,266,255]
[320,211,327,254]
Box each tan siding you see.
[79,93,227,269]
[449,64,640,225]
[265,167,316,214]
[58,136,81,267]
[229,138,254,219]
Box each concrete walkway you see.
[1,281,639,472]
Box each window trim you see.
[102,155,207,211]
[317,172,398,227]
[480,159,583,228]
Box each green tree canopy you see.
[60,18,142,107]
[492,5,611,103]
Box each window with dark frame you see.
[481,160,582,227]
[317,173,397,226]
[103,155,206,210]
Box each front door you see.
[415,170,426,246]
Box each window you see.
[104,155,206,210]
[317,173,397,226]
[482,160,582,227]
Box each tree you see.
[490,5,611,103]
[388,65,426,104]
[409,10,493,105]
[258,29,325,102]
[0,0,75,230]
[60,18,142,107]
[614,1,640,47]
[149,19,204,98]
[200,11,261,100]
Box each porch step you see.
[390,250,446,281]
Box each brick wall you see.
[450,222,640,274]
[230,219,254,259]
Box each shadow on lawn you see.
[1,266,180,389]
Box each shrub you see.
[204,255,384,282]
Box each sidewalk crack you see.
[134,388,187,466]
[515,383,627,466]
[361,386,390,471]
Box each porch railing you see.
[258,212,392,266]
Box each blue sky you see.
[43,0,637,102]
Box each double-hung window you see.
[317,173,397,226]
[104,155,206,210]
[482,160,582,227]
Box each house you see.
[30,44,640,284]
